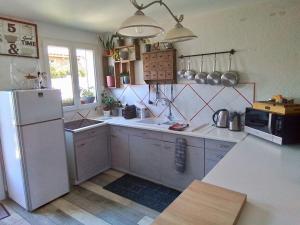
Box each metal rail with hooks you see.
[179,49,236,59]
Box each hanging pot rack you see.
[179,49,236,59]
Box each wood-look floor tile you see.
[64,186,145,225]
[80,181,131,206]
[89,173,118,187]
[103,170,125,179]
[2,200,56,225]
[0,203,31,225]
[138,216,154,225]
[51,198,111,225]
[37,204,84,225]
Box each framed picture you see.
[0,17,39,58]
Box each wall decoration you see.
[0,17,39,58]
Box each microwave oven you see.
[244,108,300,145]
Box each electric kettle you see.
[212,109,229,128]
[229,112,242,131]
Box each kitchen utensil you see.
[195,55,208,84]
[228,112,242,131]
[185,58,196,80]
[212,109,229,128]
[177,58,186,78]
[221,54,239,87]
[156,83,160,100]
[148,84,153,104]
[207,54,221,85]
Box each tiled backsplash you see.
[109,83,255,126]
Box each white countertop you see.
[203,135,300,224]
[91,116,247,143]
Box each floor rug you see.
[103,174,181,212]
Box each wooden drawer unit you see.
[142,49,176,82]
[162,133,204,148]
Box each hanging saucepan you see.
[177,58,186,79]
[221,53,239,87]
[185,58,196,80]
[195,55,208,84]
[207,54,221,85]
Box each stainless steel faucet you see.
[155,97,174,121]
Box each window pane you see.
[76,49,97,104]
[47,46,74,106]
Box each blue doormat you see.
[103,174,181,212]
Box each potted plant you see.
[120,71,130,84]
[98,34,115,56]
[106,65,115,87]
[112,101,123,116]
[101,90,116,117]
[80,88,95,104]
[113,33,125,47]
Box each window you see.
[47,46,74,106]
[45,41,99,109]
[76,49,96,105]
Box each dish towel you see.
[175,138,187,173]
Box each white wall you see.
[0,21,101,90]
[135,0,300,102]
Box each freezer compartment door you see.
[20,119,70,210]
[14,89,63,125]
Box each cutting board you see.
[152,181,247,225]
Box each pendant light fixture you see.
[118,0,197,43]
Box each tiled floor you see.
[0,170,158,225]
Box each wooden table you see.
[152,180,247,225]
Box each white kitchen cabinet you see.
[161,142,205,190]
[65,126,109,185]
[204,139,235,175]
[129,135,161,182]
[110,126,130,172]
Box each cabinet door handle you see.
[79,143,86,147]
[164,146,172,150]
[111,135,117,138]
[152,143,160,147]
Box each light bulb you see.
[135,26,143,34]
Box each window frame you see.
[43,39,101,112]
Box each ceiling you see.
[0,0,269,33]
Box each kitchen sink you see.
[64,119,104,131]
[136,119,176,126]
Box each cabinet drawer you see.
[150,71,158,80]
[143,54,150,61]
[129,128,162,140]
[162,133,204,148]
[150,62,157,70]
[205,148,228,161]
[157,52,173,61]
[110,126,128,136]
[144,71,151,80]
[150,53,157,60]
[205,139,235,152]
[158,62,173,70]
[74,126,108,142]
[143,63,150,71]
[158,71,165,80]
[165,70,174,80]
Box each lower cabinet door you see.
[75,134,108,183]
[110,132,129,172]
[129,135,161,181]
[160,142,205,190]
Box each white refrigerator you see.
[0,89,70,211]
